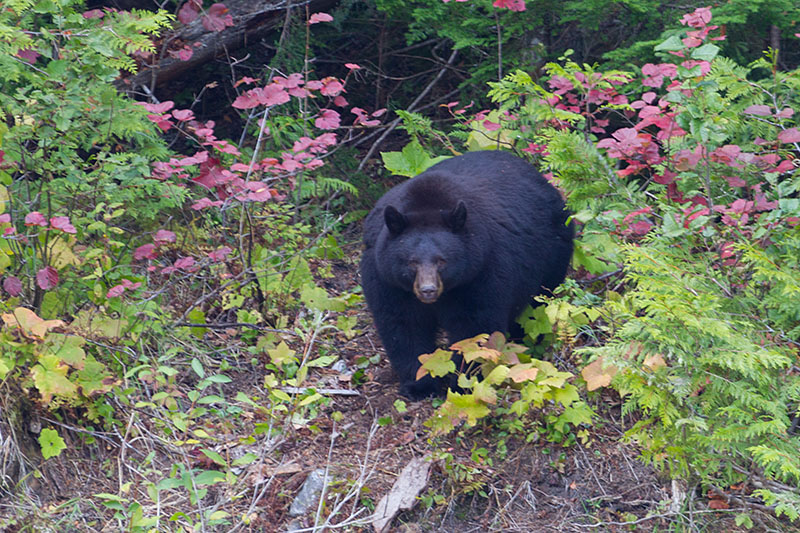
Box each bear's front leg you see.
[364,286,442,398]
[379,303,442,399]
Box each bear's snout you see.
[413,263,443,304]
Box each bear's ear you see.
[445,200,467,231]
[384,205,408,235]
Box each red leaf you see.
[234,76,258,87]
[724,175,746,187]
[680,7,712,29]
[320,78,344,97]
[17,49,40,64]
[0,214,9,224]
[174,256,196,270]
[168,45,194,61]
[139,101,175,114]
[743,104,771,116]
[308,12,333,24]
[134,244,157,260]
[231,91,260,109]
[778,128,800,144]
[178,0,200,24]
[315,109,340,130]
[202,3,234,32]
[3,276,22,297]
[50,216,76,234]
[36,266,59,290]
[191,198,223,210]
[172,109,195,121]
[82,9,104,19]
[243,181,275,202]
[492,0,526,11]
[107,284,126,298]
[153,229,176,244]
[177,7,200,25]
[208,246,232,261]
[25,212,48,227]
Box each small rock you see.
[289,468,328,517]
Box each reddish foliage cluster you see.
[529,7,799,246]
[129,56,384,282]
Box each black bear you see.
[360,150,573,399]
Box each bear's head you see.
[376,200,483,304]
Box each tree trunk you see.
[118,0,338,93]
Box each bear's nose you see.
[416,285,439,303]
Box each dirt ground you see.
[0,253,787,533]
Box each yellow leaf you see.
[31,354,77,404]
[47,236,80,269]
[643,353,666,370]
[2,307,64,338]
[472,380,497,405]
[581,357,618,391]
[508,364,539,383]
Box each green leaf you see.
[194,470,226,485]
[74,356,116,395]
[661,212,687,238]
[734,513,753,529]
[484,365,510,385]
[46,59,68,78]
[444,391,491,426]
[31,354,78,404]
[691,44,719,62]
[654,35,684,52]
[40,334,86,367]
[191,358,204,378]
[380,139,448,177]
[472,380,497,404]
[200,448,227,467]
[268,342,296,366]
[418,348,457,378]
[39,427,66,459]
[187,308,207,339]
[232,453,258,466]
[307,355,338,368]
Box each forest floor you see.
[0,243,779,533]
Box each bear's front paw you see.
[399,375,444,400]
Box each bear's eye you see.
[408,260,419,269]
[436,258,447,268]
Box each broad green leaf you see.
[381,139,448,177]
[40,333,86,367]
[31,354,77,403]
[484,365,510,385]
[194,470,226,485]
[472,380,497,404]
[232,453,258,466]
[187,308,206,339]
[200,448,227,466]
[39,427,66,459]
[553,383,581,406]
[74,356,116,395]
[307,355,337,368]
[417,348,456,379]
[654,35,684,52]
[268,342,296,366]
[191,358,204,378]
[691,43,719,61]
[445,391,490,426]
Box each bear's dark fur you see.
[360,150,573,399]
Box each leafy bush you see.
[474,5,800,520]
